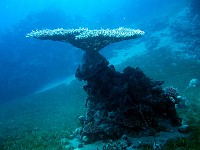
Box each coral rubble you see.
[26,27,182,148]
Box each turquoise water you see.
[0,0,200,149]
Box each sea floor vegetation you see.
[1,50,200,150]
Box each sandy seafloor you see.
[1,40,200,149]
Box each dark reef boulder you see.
[75,51,181,142]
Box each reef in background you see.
[26,27,184,149]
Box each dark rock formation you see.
[75,51,181,142]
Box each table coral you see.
[26,27,144,51]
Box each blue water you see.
[1,0,200,149]
[0,0,198,103]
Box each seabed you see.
[1,49,200,149]
[1,26,200,149]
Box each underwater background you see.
[0,0,200,149]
